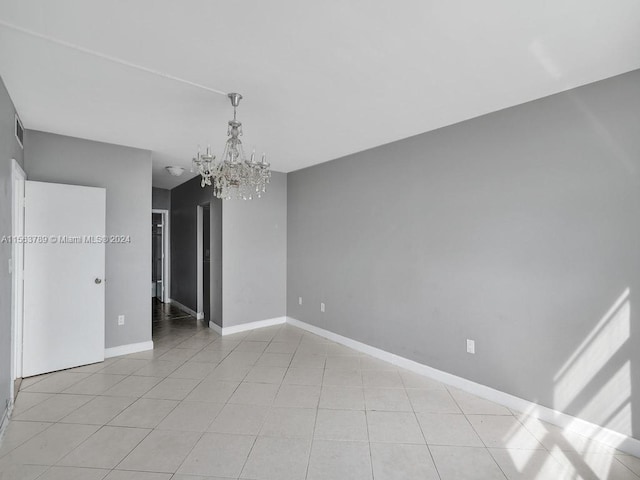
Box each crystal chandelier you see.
[192,93,271,200]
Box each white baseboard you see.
[196,312,205,320]
[105,341,154,359]
[286,317,640,458]
[208,321,223,335]
[0,398,13,443]
[168,298,198,318]
[209,316,287,336]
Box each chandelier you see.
[192,93,271,200]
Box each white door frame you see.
[152,209,170,303]
[10,159,26,397]
[196,205,205,320]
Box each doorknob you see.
[95,278,102,284]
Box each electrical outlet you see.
[320,302,325,313]
[118,315,125,326]
[298,297,303,305]
[466,339,475,354]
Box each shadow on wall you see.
[501,287,634,478]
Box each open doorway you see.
[152,209,170,304]
[10,159,26,400]
[197,202,222,328]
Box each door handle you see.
[95,278,102,284]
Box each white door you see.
[23,181,106,377]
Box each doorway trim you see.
[152,209,170,303]
[10,158,26,399]
[195,205,205,320]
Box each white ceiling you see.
[1,1,639,189]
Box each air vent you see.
[15,114,23,149]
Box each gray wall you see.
[170,176,222,326]
[223,172,287,327]
[0,77,23,415]
[288,70,640,439]
[24,131,152,349]
[152,187,171,211]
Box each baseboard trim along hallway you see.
[105,340,154,358]
[167,298,199,318]
[209,316,287,336]
[286,316,640,458]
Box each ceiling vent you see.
[15,114,24,149]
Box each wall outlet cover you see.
[118,315,125,326]
[466,339,475,354]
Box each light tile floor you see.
[1,321,639,480]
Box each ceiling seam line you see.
[0,20,229,97]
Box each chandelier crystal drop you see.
[192,93,271,200]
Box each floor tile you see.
[370,443,440,480]
[5,423,99,465]
[256,353,293,367]
[322,369,362,386]
[13,394,93,422]
[399,371,448,390]
[467,415,544,449]
[406,388,462,413]
[364,387,412,411]
[189,349,229,364]
[10,392,53,416]
[430,445,507,480]
[617,454,640,476]
[360,356,398,371]
[0,421,51,457]
[177,432,256,477]
[156,401,223,432]
[132,360,181,377]
[158,348,199,363]
[185,380,239,403]
[260,407,316,438]
[273,384,321,408]
[0,461,48,480]
[448,387,512,415]
[117,429,201,473]
[99,359,151,375]
[319,386,365,410]
[244,366,287,384]
[314,409,368,441]
[37,466,109,480]
[241,436,311,480]
[223,350,263,366]
[307,440,372,480]
[235,341,269,352]
[143,377,200,400]
[104,470,172,479]
[367,410,425,444]
[362,371,403,388]
[61,395,136,425]
[102,375,163,397]
[283,367,324,386]
[325,356,361,370]
[265,342,299,354]
[22,372,91,393]
[208,403,270,435]
[550,451,639,480]
[169,362,218,380]
[489,448,568,480]
[290,354,326,369]
[416,412,484,446]
[58,425,150,468]
[229,382,280,406]
[108,398,178,428]
[63,373,127,395]
[518,415,621,454]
